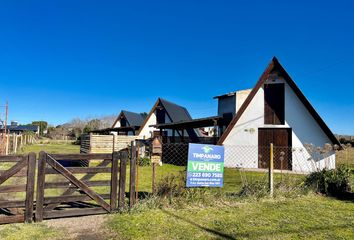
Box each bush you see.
[138,157,151,166]
[156,173,185,198]
[305,165,352,196]
[239,181,269,198]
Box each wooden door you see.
[264,84,285,125]
[258,128,292,170]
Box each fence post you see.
[110,151,120,212]
[269,143,274,197]
[35,151,46,222]
[24,153,36,223]
[129,141,137,208]
[5,134,9,155]
[118,150,128,210]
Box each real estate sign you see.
[186,143,224,187]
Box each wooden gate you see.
[0,154,36,224]
[35,151,128,222]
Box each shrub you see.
[239,181,269,198]
[305,165,352,196]
[138,157,151,166]
[156,173,185,198]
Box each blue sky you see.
[0,0,353,134]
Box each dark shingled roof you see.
[121,110,145,127]
[159,98,193,123]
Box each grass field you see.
[109,196,354,239]
[19,143,80,155]
[108,195,354,240]
[1,143,353,239]
[0,194,352,240]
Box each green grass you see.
[18,143,80,155]
[0,223,59,240]
[108,195,354,240]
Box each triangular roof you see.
[218,57,341,146]
[137,98,193,135]
[111,110,145,128]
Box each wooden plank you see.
[110,152,119,211]
[129,142,137,208]
[0,200,25,208]
[0,215,25,225]
[25,153,36,223]
[0,169,27,177]
[44,180,111,189]
[118,150,127,210]
[48,153,112,160]
[45,167,111,174]
[46,155,111,212]
[0,158,27,185]
[0,184,27,192]
[44,159,111,211]
[44,194,110,204]
[35,151,46,222]
[43,208,107,219]
[0,156,24,162]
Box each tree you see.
[84,119,101,133]
[32,121,48,136]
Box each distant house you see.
[138,98,200,141]
[0,121,40,135]
[110,110,146,135]
[218,57,341,172]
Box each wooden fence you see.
[0,134,37,155]
[80,134,137,154]
[0,154,36,224]
[0,148,137,225]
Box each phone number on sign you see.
[191,172,222,178]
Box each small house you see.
[0,121,40,135]
[218,57,340,173]
[138,98,200,142]
[111,110,146,135]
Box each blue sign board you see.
[186,143,225,187]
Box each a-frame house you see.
[218,57,340,172]
[138,98,199,141]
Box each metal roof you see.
[159,98,193,122]
[150,116,224,130]
[121,110,145,127]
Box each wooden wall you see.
[80,134,137,153]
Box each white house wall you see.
[138,112,174,139]
[223,77,335,172]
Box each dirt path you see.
[46,215,118,240]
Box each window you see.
[264,83,285,124]
[156,108,166,124]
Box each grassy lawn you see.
[108,195,354,240]
[0,195,352,240]
[0,224,59,240]
[18,143,80,155]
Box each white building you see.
[217,57,340,173]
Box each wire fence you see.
[132,142,343,197]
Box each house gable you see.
[218,57,340,147]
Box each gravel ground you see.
[46,214,117,240]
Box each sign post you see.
[186,143,224,188]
